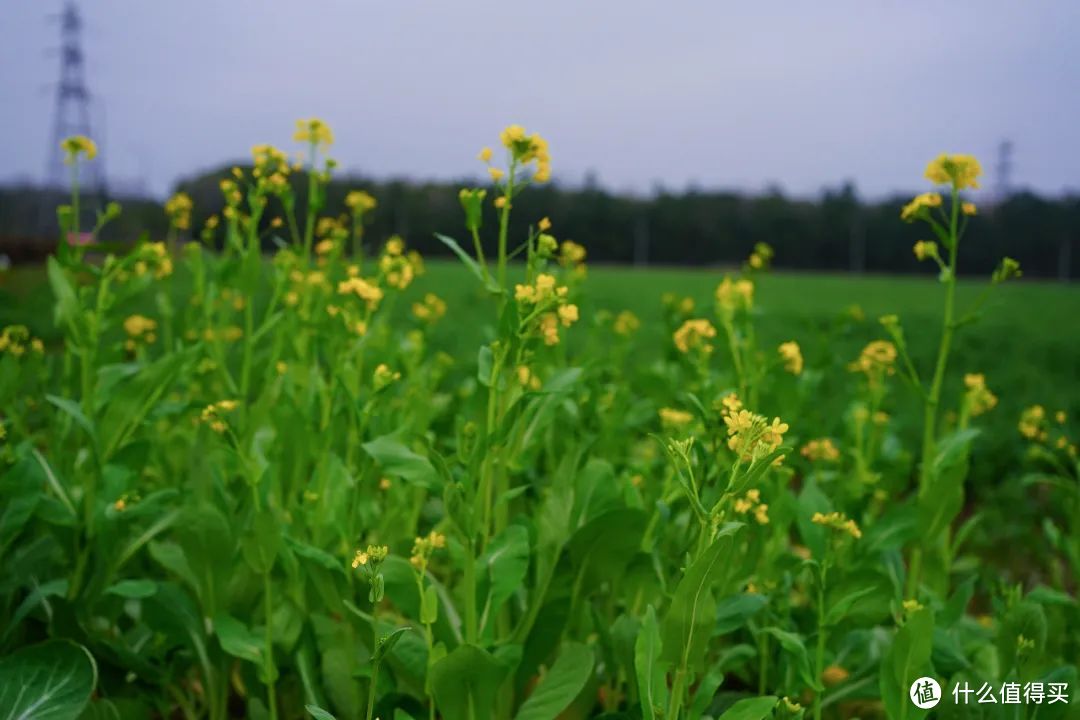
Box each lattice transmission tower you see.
[45,1,105,196]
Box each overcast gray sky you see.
[2,1,1078,199]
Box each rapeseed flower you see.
[811,511,862,539]
[715,277,754,312]
[613,311,640,336]
[164,192,193,230]
[294,118,334,148]
[659,407,694,431]
[673,318,717,354]
[801,438,840,462]
[963,373,998,416]
[345,190,377,212]
[913,240,939,262]
[778,341,803,375]
[61,135,97,164]
[901,192,943,222]
[925,154,982,190]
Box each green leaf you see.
[434,233,500,293]
[373,627,412,664]
[214,614,264,666]
[97,349,190,461]
[661,523,743,674]
[305,705,338,720]
[46,394,97,446]
[478,345,495,387]
[0,640,98,720]
[0,451,44,557]
[762,627,820,692]
[514,642,593,720]
[480,525,530,636]
[285,535,346,574]
[362,433,438,488]
[47,256,85,343]
[241,510,281,575]
[635,606,669,720]
[880,608,935,720]
[715,696,778,720]
[430,644,511,720]
[105,579,157,599]
[176,504,234,617]
[715,593,769,635]
[919,428,979,540]
[421,585,439,625]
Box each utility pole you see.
[994,139,1013,203]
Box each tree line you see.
[2,171,1076,279]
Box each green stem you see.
[462,540,478,644]
[496,165,516,291]
[263,570,278,720]
[814,564,828,720]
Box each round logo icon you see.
[910,676,942,709]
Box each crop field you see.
[0,126,1078,720]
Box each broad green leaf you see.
[0,640,97,720]
[0,451,44,557]
[46,394,97,445]
[480,525,530,636]
[919,428,979,540]
[716,696,778,720]
[431,644,511,720]
[661,523,742,673]
[762,627,819,691]
[478,345,494,387]
[176,504,233,617]
[715,593,769,634]
[47,256,85,343]
[241,510,281,574]
[214,614,264,666]
[635,606,669,720]
[434,233,490,290]
[362,433,438,487]
[880,607,934,720]
[305,705,338,720]
[514,642,593,720]
[373,627,412,664]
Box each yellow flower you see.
[540,314,560,346]
[925,153,982,190]
[962,201,977,216]
[754,504,770,525]
[61,135,98,163]
[123,314,158,338]
[516,365,541,390]
[338,277,384,309]
[822,665,850,687]
[613,311,640,336]
[315,239,336,256]
[275,361,288,375]
[345,190,377,211]
[488,167,505,182]
[557,304,579,327]
[778,341,803,375]
[811,511,862,539]
[902,598,924,613]
[901,192,943,222]
[494,196,508,209]
[659,407,694,430]
[963,373,998,416]
[373,364,401,390]
[673,318,717,354]
[478,147,493,163]
[1018,405,1045,440]
[412,293,447,323]
[164,192,194,230]
[913,240,938,261]
[715,277,754,312]
[293,117,334,148]
[801,438,840,462]
[560,240,587,266]
[538,216,552,232]
[848,340,897,382]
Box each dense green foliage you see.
[1,129,1078,720]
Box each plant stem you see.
[264,570,278,720]
[814,564,828,720]
[462,539,478,644]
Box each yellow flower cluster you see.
[801,438,840,462]
[293,117,334,148]
[720,394,789,463]
[613,310,640,336]
[811,511,862,539]
[516,365,542,390]
[0,326,44,357]
[673,318,717,355]
[164,192,193,230]
[409,530,447,569]
[659,407,694,431]
[497,124,551,183]
[352,543,389,569]
[134,241,174,279]
[378,237,418,290]
[251,144,293,194]
[747,242,774,270]
[61,135,97,164]
[913,240,939,262]
[373,363,401,390]
[200,399,237,434]
[560,240,586,266]
[778,341,803,375]
[123,314,158,351]
[848,340,897,382]
[412,293,447,323]
[515,273,565,304]
[338,276,384,310]
[733,489,770,525]
[901,192,943,222]
[715,277,754,313]
[925,154,982,190]
[963,373,998,417]
[514,274,578,346]
[346,190,377,212]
